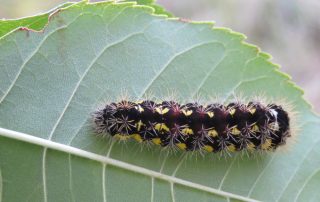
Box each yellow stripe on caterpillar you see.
[247,142,256,151]
[249,107,256,114]
[135,105,144,113]
[251,124,259,133]
[182,109,193,116]
[229,108,236,116]
[231,127,241,135]
[207,111,214,118]
[155,107,169,115]
[152,138,162,145]
[208,129,218,137]
[136,120,144,131]
[176,143,187,150]
[203,145,214,152]
[227,144,236,152]
[261,139,272,150]
[155,123,170,132]
[182,128,194,135]
[132,134,143,143]
[114,134,132,140]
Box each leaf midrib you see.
[0,127,260,202]
[1,2,318,202]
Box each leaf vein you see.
[218,157,237,190]
[102,164,107,202]
[139,41,222,98]
[0,168,2,202]
[247,154,276,197]
[191,49,228,97]
[47,31,143,140]
[42,148,48,202]
[0,13,83,105]
[294,168,320,202]
[0,127,260,202]
[276,129,320,201]
[151,177,154,202]
[170,182,175,202]
[68,154,76,202]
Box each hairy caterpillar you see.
[93,99,292,153]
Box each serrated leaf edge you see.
[0,0,315,115]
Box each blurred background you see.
[1,0,319,113]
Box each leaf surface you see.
[0,2,75,39]
[0,1,319,202]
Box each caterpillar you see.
[93,99,291,153]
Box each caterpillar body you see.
[93,100,291,153]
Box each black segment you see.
[94,100,291,152]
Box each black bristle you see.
[93,100,291,152]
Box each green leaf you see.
[124,0,173,17]
[0,2,75,39]
[0,1,319,202]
